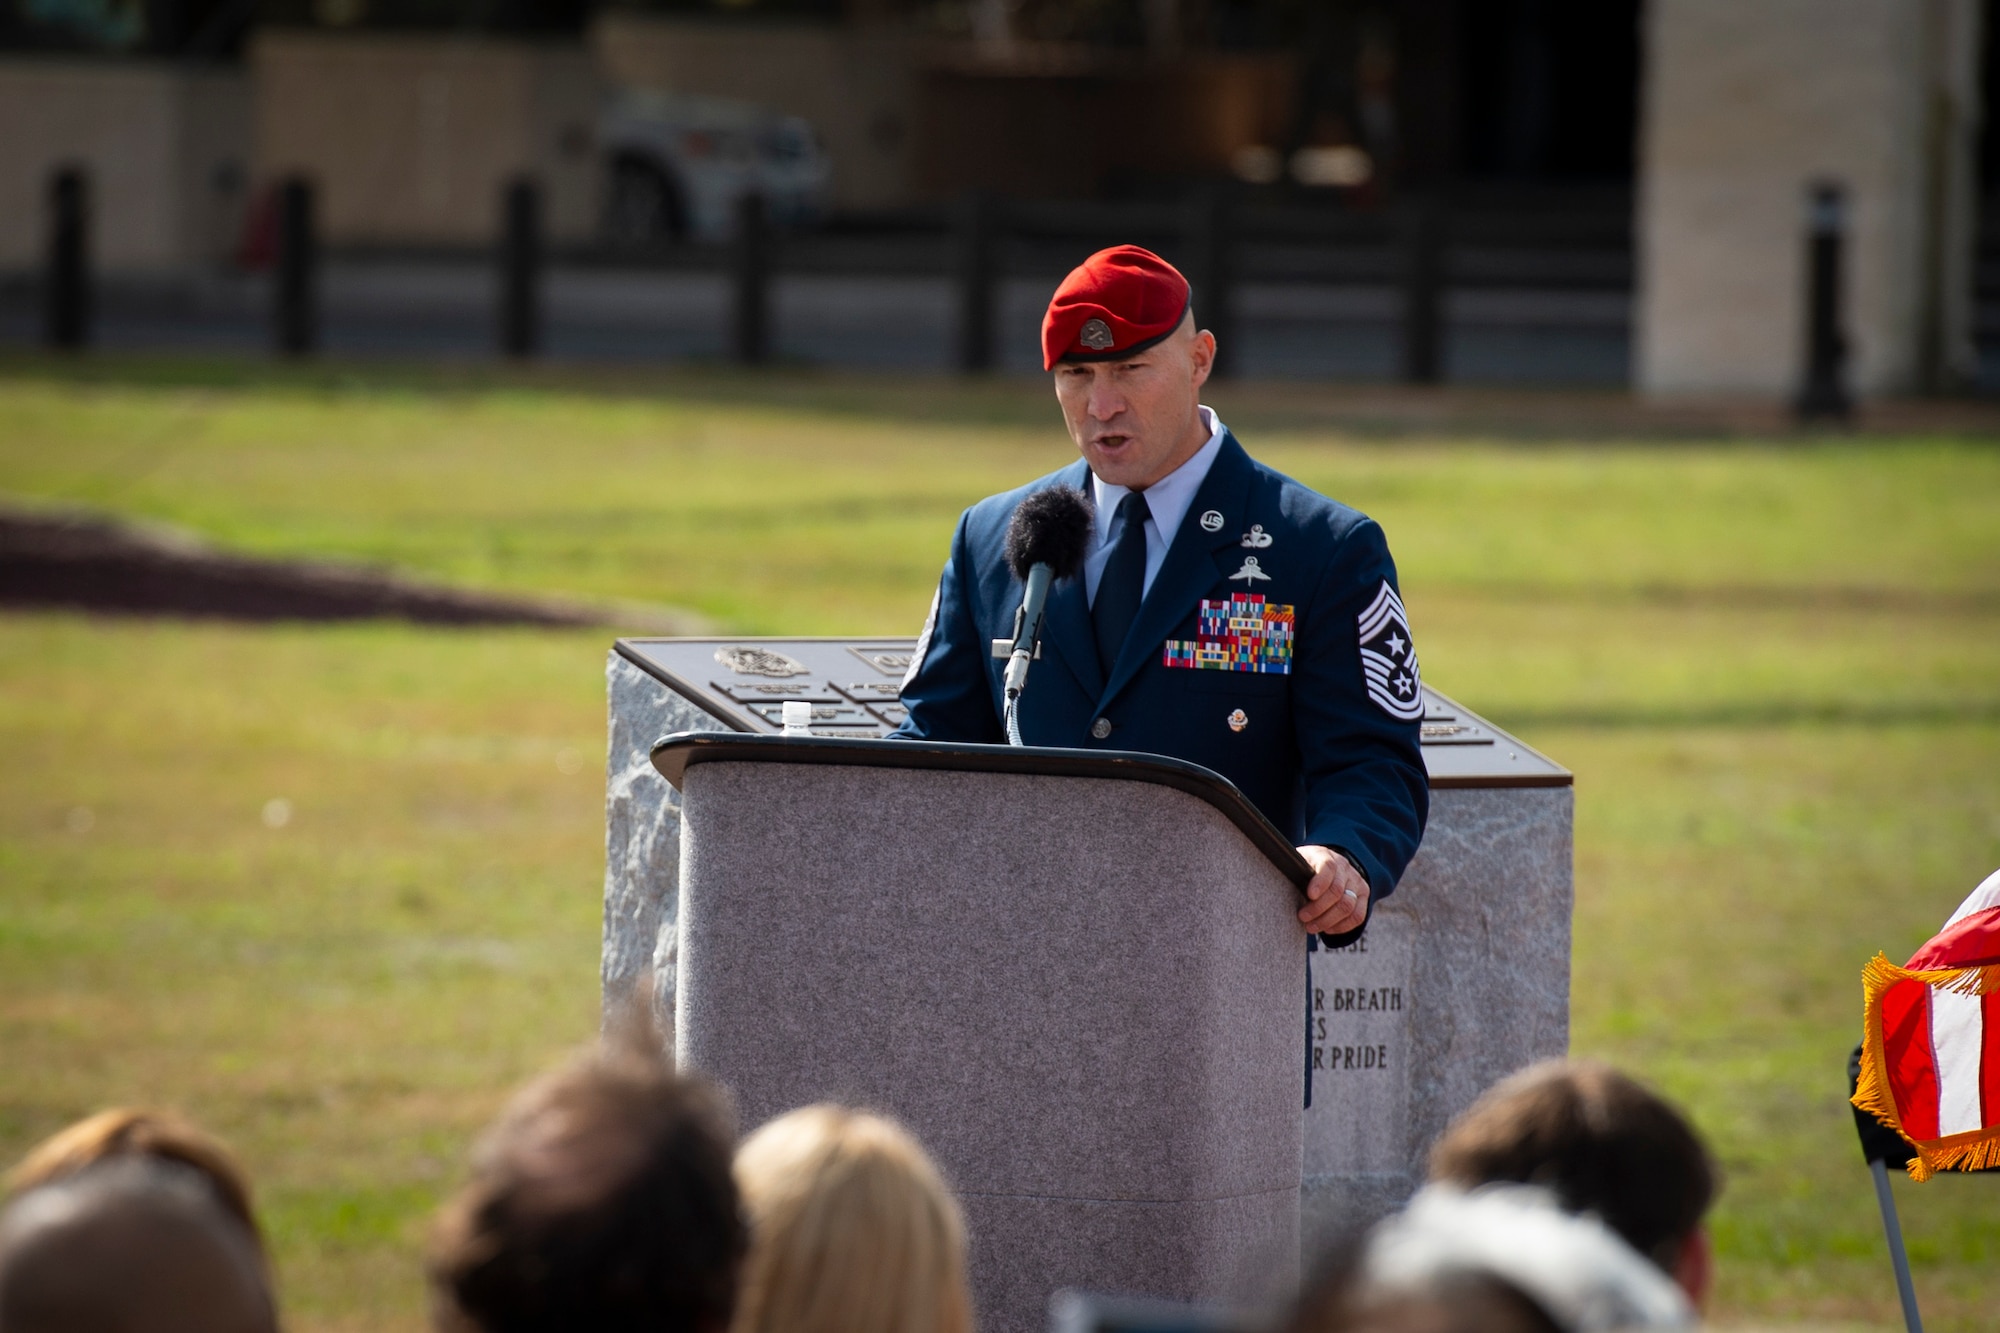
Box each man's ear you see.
[1188,328,1217,390]
[1670,1225,1712,1311]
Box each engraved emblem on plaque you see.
[714,645,809,678]
[848,646,915,676]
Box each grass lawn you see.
[1,356,1998,1329]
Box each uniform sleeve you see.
[1291,517,1429,903]
[891,510,1004,744]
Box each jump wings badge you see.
[1357,581,1423,719]
[1229,555,1272,584]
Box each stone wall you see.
[1636,0,1984,397]
[0,59,250,274]
[602,652,722,1036]
[1301,785,1573,1255]
[251,31,599,248]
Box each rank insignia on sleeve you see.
[1163,594,1294,674]
[1357,581,1423,719]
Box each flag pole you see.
[1850,1042,1924,1333]
[1867,1158,1923,1333]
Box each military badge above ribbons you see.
[1163,594,1294,673]
[1357,581,1423,719]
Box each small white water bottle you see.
[781,701,814,735]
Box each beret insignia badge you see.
[1079,318,1115,351]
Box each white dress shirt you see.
[1083,405,1228,606]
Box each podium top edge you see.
[649,731,1313,889]
[613,637,1571,790]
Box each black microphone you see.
[996,486,1094,744]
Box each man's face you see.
[1053,316,1216,490]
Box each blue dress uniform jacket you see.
[893,431,1429,907]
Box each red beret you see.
[1041,245,1192,372]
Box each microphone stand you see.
[1001,563,1055,747]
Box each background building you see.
[0,0,1993,397]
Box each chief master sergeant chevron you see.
[891,245,1428,940]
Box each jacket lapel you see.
[1098,433,1257,709]
[1038,459,1104,701]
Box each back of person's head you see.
[427,1046,745,1333]
[732,1105,972,1333]
[1287,1184,1692,1333]
[5,1108,262,1253]
[1288,1268,1562,1333]
[1426,1061,1715,1277]
[0,1157,277,1333]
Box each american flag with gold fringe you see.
[1853,867,2000,1179]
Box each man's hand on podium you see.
[1298,845,1369,936]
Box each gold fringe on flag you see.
[1852,951,2000,1181]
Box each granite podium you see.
[603,636,1573,1292]
[654,732,1310,1331]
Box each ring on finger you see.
[1342,888,1358,901]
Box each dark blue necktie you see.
[1092,490,1151,673]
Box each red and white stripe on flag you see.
[1855,867,2000,1179]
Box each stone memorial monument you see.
[603,636,1572,1269]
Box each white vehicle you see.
[599,90,832,244]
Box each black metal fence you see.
[21,167,1637,382]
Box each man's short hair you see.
[1426,1060,1717,1270]
[428,1047,746,1333]
[0,1157,276,1333]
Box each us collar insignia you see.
[1164,594,1294,675]
[1199,509,1225,533]
[1229,556,1272,584]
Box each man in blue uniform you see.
[893,245,1427,940]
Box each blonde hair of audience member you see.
[5,1109,263,1255]
[733,1106,973,1333]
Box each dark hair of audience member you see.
[5,1108,263,1254]
[1426,1059,1716,1275]
[427,1044,747,1333]
[1284,1257,1560,1333]
[0,1156,277,1333]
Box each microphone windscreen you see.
[1003,486,1095,582]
